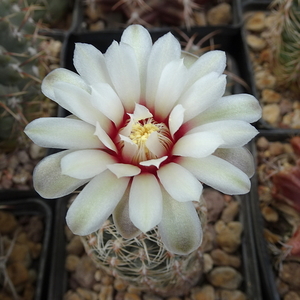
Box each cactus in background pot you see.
[83,0,231,29]
[270,0,300,95]
[27,0,71,27]
[0,0,59,151]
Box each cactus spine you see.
[270,0,300,95]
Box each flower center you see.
[120,117,173,165]
[130,123,159,146]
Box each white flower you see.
[25,25,261,255]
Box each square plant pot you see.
[48,190,262,299]
[46,24,262,299]
[0,191,52,300]
[249,130,300,300]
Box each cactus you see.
[0,0,59,151]
[81,199,207,297]
[25,0,71,27]
[270,0,300,95]
[83,0,225,29]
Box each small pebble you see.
[66,236,85,255]
[77,287,98,300]
[203,253,213,273]
[215,221,243,253]
[247,35,266,51]
[269,142,285,156]
[207,266,242,290]
[221,201,239,223]
[207,3,232,25]
[124,292,142,300]
[66,255,80,272]
[98,285,113,300]
[261,205,279,222]
[261,89,281,103]
[191,285,215,300]
[255,71,276,90]
[262,104,280,125]
[245,12,266,32]
[279,262,300,289]
[256,137,269,150]
[284,291,300,300]
[73,255,97,289]
[217,289,247,300]
[210,249,241,268]
[204,189,225,222]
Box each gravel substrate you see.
[256,136,300,300]
[0,210,44,300]
[244,11,300,129]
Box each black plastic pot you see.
[0,191,52,300]
[47,22,263,299]
[249,130,300,300]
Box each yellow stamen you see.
[119,118,173,164]
[130,123,159,146]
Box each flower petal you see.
[139,156,168,168]
[107,163,141,178]
[24,118,102,149]
[113,186,141,239]
[189,120,259,148]
[179,72,227,122]
[129,173,162,232]
[180,155,251,195]
[73,43,111,85]
[180,51,198,69]
[91,83,124,126]
[61,149,116,179]
[66,170,129,235]
[146,32,181,110]
[94,122,117,152]
[190,94,262,126]
[157,162,203,202]
[213,147,255,178]
[169,104,185,137]
[172,132,224,158]
[121,24,152,97]
[130,103,153,121]
[119,135,138,163]
[53,82,108,127]
[41,68,91,100]
[154,59,187,119]
[185,50,226,90]
[105,41,140,111]
[145,131,166,157]
[158,188,202,255]
[33,150,88,199]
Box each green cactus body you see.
[271,0,300,95]
[81,201,206,297]
[0,0,58,151]
[26,0,71,26]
